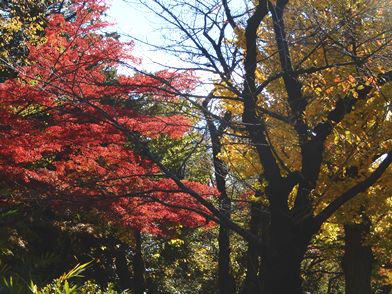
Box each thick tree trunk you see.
[243,234,306,294]
[133,230,146,294]
[342,222,373,294]
[259,204,312,294]
[260,231,305,293]
[261,254,303,294]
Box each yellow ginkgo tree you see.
[210,0,392,292]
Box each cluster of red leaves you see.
[0,0,214,234]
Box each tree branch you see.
[242,0,284,188]
[313,151,392,231]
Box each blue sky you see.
[106,0,243,83]
[108,0,156,41]
[107,0,173,70]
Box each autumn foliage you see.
[0,0,213,234]
[1,0,391,292]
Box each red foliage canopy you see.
[0,0,215,234]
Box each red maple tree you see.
[0,0,214,234]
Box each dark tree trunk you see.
[242,203,263,294]
[114,243,134,291]
[218,223,236,294]
[259,203,313,294]
[261,252,303,294]
[242,240,262,294]
[218,195,236,294]
[342,222,373,294]
[381,285,392,294]
[203,103,236,294]
[133,230,146,294]
[216,166,235,294]
[260,231,306,294]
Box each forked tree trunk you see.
[342,222,373,294]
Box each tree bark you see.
[260,232,307,293]
[242,203,263,294]
[133,230,146,294]
[261,256,303,294]
[218,222,236,294]
[259,200,313,294]
[203,100,236,294]
[114,242,134,291]
[215,155,236,294]
[342,222,373,294]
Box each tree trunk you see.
[259,205,312,294]
[242,242,262,294]
[114,243,134,291]
[260,229,305,294]
[242,203,263,294]
[215,173,236,294]
[133,230,146,294]
[261,254,303,294]
[216,164,235,294]
[342,222,373,294]
[218,196,236,294]
[381,285,392,294]
[218,223,236,294]
[203,106,236,294]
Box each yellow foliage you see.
[0,1,52,72]
[168,238,185,247]
[317,222,341,244]
[216,0,391,247]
